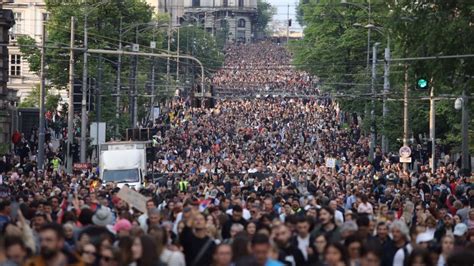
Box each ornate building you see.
[151,0,257,43]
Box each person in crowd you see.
[213,243,233,266]
[131,235,162,266]
[391,220,413,266]
[180,211,216,266]
[405,248,434,266]
[3,236,28,266]
[324,242,349,266]
[25,223,83,266]
[222,205,248,240]
[0,40,472,266]
[311,207,341,243]
[80,244,96,266]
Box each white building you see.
[4,0,47,101]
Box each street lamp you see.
[455,92,470,173]
[354,23,391,154]
[369,42,380,162]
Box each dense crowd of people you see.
[212,42,318,97]
[0,39,473,266]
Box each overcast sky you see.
[268,0,303,32]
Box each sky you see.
[268,0,303,32]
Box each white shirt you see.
[297,235,310,260]
[335,210,344,224]
[226,208,252,220]
[138,214,148,232]
[393,244,413,266]
[357,202,374,214]
[161,249,186,266]
[437,254,446,266]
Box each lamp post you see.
[369,42,380,161]
[455,91,470,174]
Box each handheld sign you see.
[116,186,149,213]
[325,158,336,168]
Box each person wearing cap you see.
[453,223,468,247]
[113,219,132,237]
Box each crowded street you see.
[0,0,473,265]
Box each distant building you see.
[4,0,47,100]
[154,0,257,44]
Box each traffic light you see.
[416,78,429,90]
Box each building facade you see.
[4,0,46,100]
[154,0,257,43]
[184,0,257,43]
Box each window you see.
[11,12,23,35]
[223,0,228,7]
[10,54,21,76]
[238,18,246,28]
[238,0,244,8]
[42,13,49,22]
[192,0,200,7]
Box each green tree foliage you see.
[171,26,223,75]
[17,0,223,139]
[19,85,61,112]
[255,0,276,35]
[293,0,473,152]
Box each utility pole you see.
[429,86,436,173]
[133,26,139,128]
[96,55,102,162]
[80,14,88,163]
[176,26,180,82]
[129,56,136,128]
[366,0,371,71]
[369,42,380,162]
[403,63,409,171]
[167,14,171,82]
[115,17,122,138]
[38,22,46,171]
[286,4,290,44]
[461,90,470,173]
[150,26,156,123]
[382,41,390,154]
[67,16,75,174]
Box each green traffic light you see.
[417,78,428,89]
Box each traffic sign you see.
[400,157,412,163]
[399,146,411,158]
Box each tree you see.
[255,0,276,36]
[171,25,223,75]
[293,0,473,153]
[19,85,61,112]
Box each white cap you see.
[416,232,433,244]
[453,223,468,236]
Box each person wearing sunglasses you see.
[99,247,119,266]
[81,243,97,266]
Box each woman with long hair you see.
[437,235,454,266]
[231,232,252,264]
[148,225,185,266]
[324,242,349,266]
[131,235,162,266]
[406,248,433,266]
[117,236,134,266]
[312,233,328,264]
